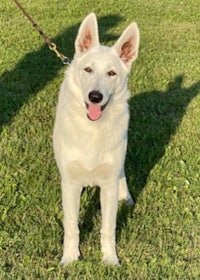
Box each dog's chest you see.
[70,125,113,167]
[63,118,125,170]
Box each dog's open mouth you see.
[86,100,109,121]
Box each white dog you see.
[53,13,139,265]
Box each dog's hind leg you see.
[60,179,82,266]
[118,170,134,205]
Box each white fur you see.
[53,13,139,265]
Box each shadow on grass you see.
[0,14,123,131]
[126,75,200,197]
[116,75,200,241]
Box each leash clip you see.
[49,43,70,65]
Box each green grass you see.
[1,0,200,279]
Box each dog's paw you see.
[125,196,135,206]
[102,254,119,266]
[119,194,135,206]
[60,253,80,266]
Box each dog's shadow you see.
[80,75,200,244]
[0,14,123,131]
[126,75,200,196]
[117,75,200,237]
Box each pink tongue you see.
[88,104,102,121]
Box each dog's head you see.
[72,13,139,121]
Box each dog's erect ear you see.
[113,23,139,70]
[75,13,99,54]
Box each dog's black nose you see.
[88,91,103,104]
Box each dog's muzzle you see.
[86,91,110,121]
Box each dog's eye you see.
[107,70,117,77]
[84,67,93,73]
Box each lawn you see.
[0,0,200,279]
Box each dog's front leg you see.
[60,179,82,266]
[100,183,119,265]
